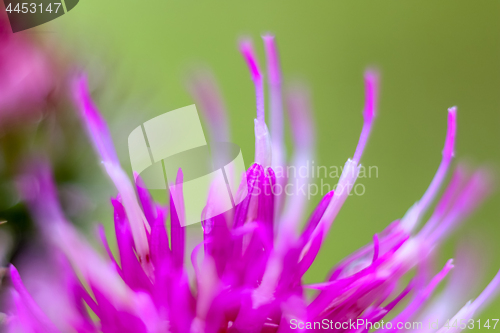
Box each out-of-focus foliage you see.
[0,5,96,263]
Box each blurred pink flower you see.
[4,36,500,333]
[0,15,55,125]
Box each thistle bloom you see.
[4,36,500,333]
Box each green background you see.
[38,0,500,326]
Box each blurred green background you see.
[38,0,500,325]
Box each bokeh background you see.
[21,0,500,326]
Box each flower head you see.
[4,36,499,333]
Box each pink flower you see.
[5,36,499,333]
[0,14,55,126]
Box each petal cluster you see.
[4,36,499,333]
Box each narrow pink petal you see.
[231,294,273,333]
[258,167,276,241]
[233,164,263,228]
[443,106,457,160]
[379,260,454,333]
[280,85,315,232]
[306,236,409,319]
[372,234,380,262]
[98,224,123,276]
[111,198,153,292]
[362,281,414,325]
[149,205,170,271]
[468,268,500,314]
[18,161,135,309]
[300,191,334,241]
[231,164,263,259]
[262,35,281,86]
[418,241,487,327]
[310,274,387,320]
[327,226,408,281]
[239,40,262,87]
[203,213,232,276]
[188,70,230,143]
[170,168,185,270]
[134,172,158,226]
[254,118,272,167]
[286,84,315,151]
[254,126,316,309]
[434,270,500,333]
[401,108,458,233]
[353,70,379,163]
[305,159,360,251]
[227,166,274,290]
[239,39,264,123]
[9,265,61,332]
[298,224,325,276]
[428,168,493,244]
[92,286,148,333]
[263,35,285,171]
[240,39,272,167]
[419,164,468,238]
[72,75,119,166]
[382,280,414,313]
[301,73,379,255]
[167,271,196,333]
[73,75,152,277]
[193,256,220,328]
[416,108,457,222]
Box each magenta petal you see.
[134,173,158,227]
[98,224,123,277]
[9,265,62,332]
[298,224,325,276]
[167,272,196,333]
[231,293,274,333]
[111,198,152,293]
[379,260,454,333]
[203,213,232,276]
[233,163,262,229]
[300,191,334,242]
[188,71,230,144]
[259,167,276,242]
[73,75,119,166]
[92,287,148,333]
[170,193,185,270]
[149,205,170,271]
